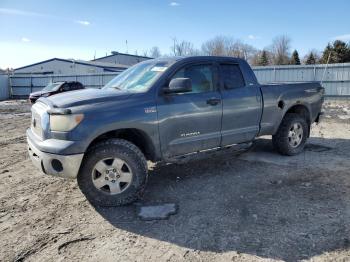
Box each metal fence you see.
[8,62,350,97]
[10,73,119,97]
[0,74,10,100]
[252,62,350,96]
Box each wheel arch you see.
[285,104,311,124]
[86,128,158,162]
[274,103,311,136]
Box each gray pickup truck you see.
[27,56,324,206]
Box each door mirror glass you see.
[164,78,192,94]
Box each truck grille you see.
[31,102,48,139]
[31,111,43,138]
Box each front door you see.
[157,63,223,158]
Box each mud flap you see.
[315,112,324,124]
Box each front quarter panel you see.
[61,92,161,158]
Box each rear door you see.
[157,63,223,158]
[219,63,262,145]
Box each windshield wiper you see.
[112,86,122,90]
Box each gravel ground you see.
[0,99,350,262]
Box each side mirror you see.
[164,78,192,94]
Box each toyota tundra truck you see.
[27,56,324,206]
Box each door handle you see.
[207,98,221,106]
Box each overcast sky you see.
[1,0,350,69]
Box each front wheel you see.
[77,139,148,206]
[272,113,308,156]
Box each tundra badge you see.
[144,107,157,113]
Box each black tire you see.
[77,139,148,206]
[272,113,308,156]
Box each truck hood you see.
[42,88,132,108]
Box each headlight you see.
[50,114,84,132]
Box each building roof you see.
[75,60,128,69]
[14,58,128,71]
[92,51,152,61]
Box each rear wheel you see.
[272,113,308,156]
[78,139,148,206]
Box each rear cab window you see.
[71,83,82,90]
[220,64,245,89]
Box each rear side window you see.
[71,83,82,90]
[221,64,245,89]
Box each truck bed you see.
[258,82,324,136]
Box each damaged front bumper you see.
[27,129,84,179]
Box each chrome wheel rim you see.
[91,158,133,195]
[288,123,303,148]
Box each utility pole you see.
[321,51,332,85]
[171,37,177,56]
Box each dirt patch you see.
[0,99,350,261]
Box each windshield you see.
[103,61,170,92]
[42,82,62,92]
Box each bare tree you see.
[201,36,257,62]
[175,40,192,56]
[171,38,199,56]
[270,35,291,65]
[227,40,257,61]
[201,36,227,56]
[149,46,161,58]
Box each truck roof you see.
[153,56,247,64]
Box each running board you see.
[164,142,253,164]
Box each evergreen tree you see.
[257,50,269,66]
[290,50,301,65]
[320,40,350,63]
[305,52,316,65]
[321,43,333,63]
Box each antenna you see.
[125,40,128,54]
[321,51,331,85]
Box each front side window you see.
[221,64,245,89]
[171,64,214,93]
